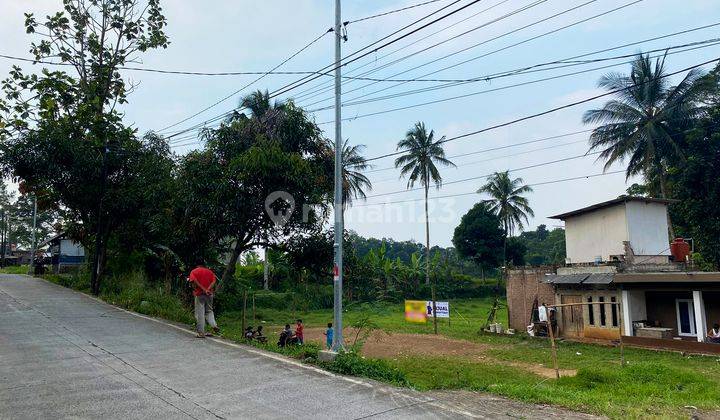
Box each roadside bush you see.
[43,271,91,292]
[0,265,31,275]
[323,351,409,387]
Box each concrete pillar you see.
[693,290,707,343]
[621,290,633,336]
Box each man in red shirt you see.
[295,319,304,345]
[188,263,220,338]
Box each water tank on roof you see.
[670,238,690,262]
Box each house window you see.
[675,299,697,336]
[586,296,595,325]
[599,296,607,326]
[610,296,618,327]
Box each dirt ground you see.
[304,327,576,379]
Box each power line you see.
[312,39,720,116]
[297,0,555,105]
[155,28,334,133]
[307,31,720,111]
[169,40,720,149]
[290,0,514,101]
[353,170,626,207]
[303,0,638,109]
[345,0,445,25]
[356,57,720,163]
[269,0,485,99]
[365,129,593,174]
[371,138,589,183]
[364,151,602,199]
[162,0,482,139]
[170,42,718,149]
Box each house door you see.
[561,295,584,337]
[675,299,697,337]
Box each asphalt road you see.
[0,275,599,419]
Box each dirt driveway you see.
[303,327,576,379]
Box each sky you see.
[1,0,719,247]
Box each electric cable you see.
[303,0,638,109]
[354,57,720,163]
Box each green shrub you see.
[323,351,409,387]
[0,265,31,275]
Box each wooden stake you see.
[252,293,256,324]
[547,320,560,379]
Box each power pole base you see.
[318,350,338,362]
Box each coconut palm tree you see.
[341,139,372,207]
[394,122,455,286]
[582,54,711,236]
[479,171,534,236]
[478,171,534,264]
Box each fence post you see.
[252,293,256,324]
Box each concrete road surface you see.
[0,275,599,419]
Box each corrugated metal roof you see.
[543,273,615,284]
[544,274,589,284]
[584,273,614,284]
[548,197,675,220]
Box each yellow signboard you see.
[404,300,427,323]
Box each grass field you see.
[218,298,720,419]
[37,273,720,419]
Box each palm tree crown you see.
[478,171,534,237]
[582,54,709,197]
[341,139,372,206]
[394,122,455,189]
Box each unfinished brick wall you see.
[506,268,556,332]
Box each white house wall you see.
[60,239,85,257]
[564,204,628,264]
[625,201,671,256]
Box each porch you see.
[617,272,720,347]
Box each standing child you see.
[323,322,333,349]
[295,319,304,345]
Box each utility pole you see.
[28,195,37,276]
[0,210,5,268]
[331,0,344,352]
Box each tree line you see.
[0,1,718,302]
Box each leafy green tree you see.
[0,0,169,294]
[514,225,567,266]
[583,54,712,237]
[188,99,333,285]
[452,203,505,269]
[670,82,720,268]
[394,122,455,285]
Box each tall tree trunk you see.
[424,183,430,286]
[221,240,244,286]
